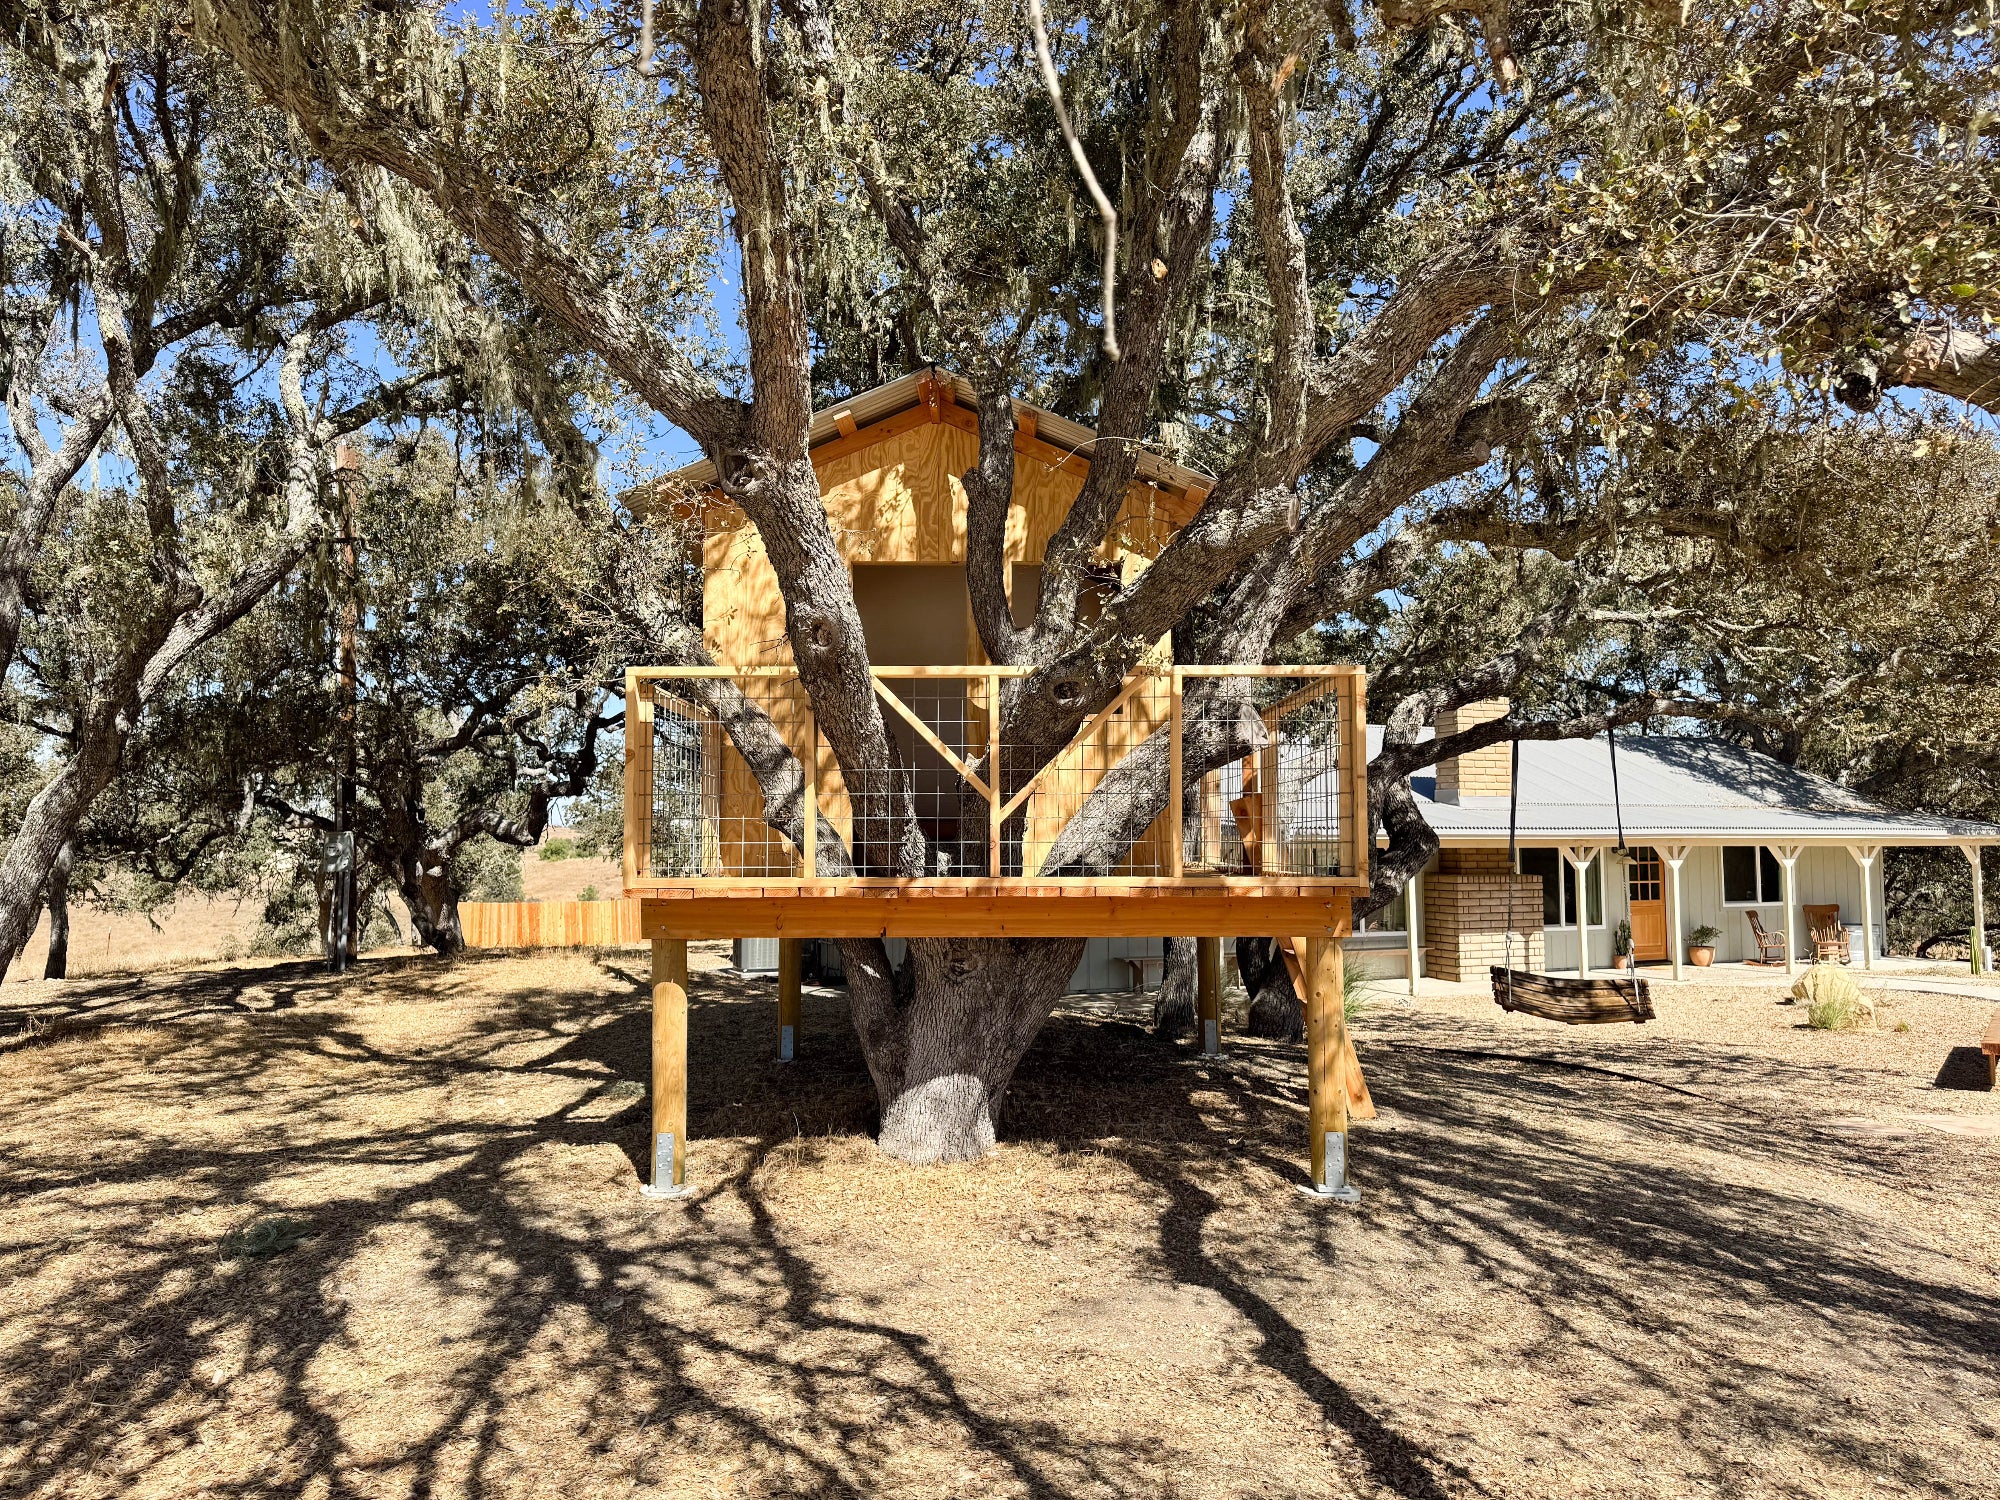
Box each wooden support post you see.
[1770,845,1802,976]
[777,938,802,1061]
[645,937,689,1198]
[1405,869,1421,998]
[1966,844,1988,975]
[1847,845,1880,971]
[1302,936,1358,1200]
[1197,935,1222,1055]
[1662,845,1690,982]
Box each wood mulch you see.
[0,949,1995,1499]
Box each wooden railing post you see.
[801,710,817,879]
[988,668,1003,878]
[1343,671,1369,882]
[624,669,652,892]
[1169,669,1184,879]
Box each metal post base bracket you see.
[643,1132,687,1198]
[779,1024,795,1063]
[1298,1131,1362,1204]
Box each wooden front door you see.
[1626,847,1668,961]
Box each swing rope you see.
[1491,723,1655,1024]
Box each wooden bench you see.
[1983,1007,2000,1088]
[1120,956,1165,994]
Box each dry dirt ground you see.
[0,950,1996,1500]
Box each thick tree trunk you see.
[1236,936,1304,1041]
[0,691,134,981]
[398,858,466,957]
[841,936,1086,1163]
[43,841,72,980]
[1152,935,1198,1038]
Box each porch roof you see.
[1362,729,2000,846]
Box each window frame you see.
[1719,845,1787,907]
[1516,847,1606,929]
[1353,886,1409,936]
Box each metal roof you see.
[632,368,1214,510]
[1357,728,2000,845]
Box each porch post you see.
[1405,869,1422,997]
[644,936,690,1198]
[1563,845,1596,978]
[1846,845,1880,970]
[1302,934,1359,1201]
[1662,845,1690,982]
[1966,844,1988,975]
[1770,845,1802,976]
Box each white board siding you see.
[1538,845,1885,967]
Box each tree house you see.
[623,371,1370,1200]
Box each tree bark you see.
[43,841,72,980]
[395,852,465,957]
[1237,936,1304,1041]
[1152,936,1198,1038]
[840,936,1086,1163]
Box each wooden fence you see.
[460,899,644,949]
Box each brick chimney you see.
[1433,699,1512,804]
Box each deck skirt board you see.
[637,887,1354,939]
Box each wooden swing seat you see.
[1490,967,1655,1025]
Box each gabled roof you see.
[633,368,1214,514]
[1361,729,2000,845]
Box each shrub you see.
[1807,991,1864,1030]
[577,884,599,902]
[1343,955,1382,1023]
[1688,923,1721,948]
[538,839,575,862]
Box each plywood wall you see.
[701,418,1197,668]
[698,405,1199,876]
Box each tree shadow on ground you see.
[1005,1004,2000,1498]
[2,959,1996,1499]
[0,956,1161,1500]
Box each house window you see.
[1354,887,1408,934]
[1517,848,1603,927]
[1722,846,1785,905]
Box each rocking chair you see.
[1746,911,1788,965]
[1805,904,1849,964]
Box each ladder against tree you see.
[624,662,1373,1199]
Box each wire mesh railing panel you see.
[646,687,719,878]
[847,675,993,877]
[1178,671,1352,880]
[624,664,1362,888]
[1001,672,1174,879]
[1270,678,1346,877]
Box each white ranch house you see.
[1350,701,2000,986]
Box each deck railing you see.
[622,664,1367,892]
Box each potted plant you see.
[1687,924,1720,967]
[1612,919,1634,969]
